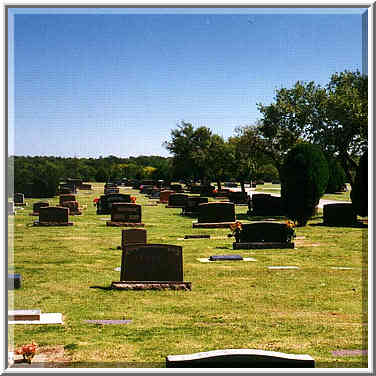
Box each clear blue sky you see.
[9,8,366,158]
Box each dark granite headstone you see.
[78,183,92,190]
[229,191,249,204]
[197,202,236,224]
[182,197,208,216]
[170,184,183,193]
[38,206,70,224]
[323,203,357,226]
[104,187,120,195]
[189,185,202,194]
[167,194,189,208]
[249,194,285,216]
[14,193,24,205]
[200,185,215,197]
[224,182,238,188]
[33,201,49,213]
[96,194,131,214]
[166,349,315,368]
[140,185,154,195]
[209,255,243,261]
[8,273,21,289]
[122,244,183,281]
[61,200,81,215]
[233,222,294,249]
[121,228,147,250]
[109,203,142,223]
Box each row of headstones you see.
[249,194,360,226]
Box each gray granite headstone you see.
[166,349,315,368]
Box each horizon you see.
[8,7,366,158]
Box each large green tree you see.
[258,70,367,187]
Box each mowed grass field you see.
[8,183,367,368]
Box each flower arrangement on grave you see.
[229,221,242,242]
[285,220,296,242]
[130,196,137,203]
[15,342,38,364]
[93,197,99,206]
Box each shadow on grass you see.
[236,213,287,221]
[310,222,368,229]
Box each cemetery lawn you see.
[9,183,367,368]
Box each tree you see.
[325,157,346,194]
[95,167,109,182]
[350,151,368,217]
[258,70,367,187]
[281,143,329,226]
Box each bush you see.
[281,143,329,226]
[325,157,346,193]
[351,151,368,216]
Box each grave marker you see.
[228,191,249,205]
[14,193,26,206]
[8,273,21,289]
[233,222,294,249]
[36,206,73,226]
[248,194,285,216]
[59,194,76,206]
[112,244,191,290]
[323,203,357,226]
[193,202,236,228]
[166,194,189,208]
[96,194,131,214]
[61,200,82,215]
[209,255,243,261]
[30,201,49,216]
[159,190,174,204]
[107,203,144,227]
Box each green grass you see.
[9,183,367,368]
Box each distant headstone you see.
[200,185,215,197]
[248,194,285,216]
[59,184,75,194]
[61,200,82,215]
[323,203,357,226]
[215,189,231,198]
[30,201,49,216]
[107,203,144,227]
[59,194,76,206]
[228,191,249,205]
[96,194,131,214]
[193,202,236,228]
[159,190,174,204]
[189,185,202,194]
[166,349,315,368]
[140,185,154,195]
[170,184,183,193]
[121,228,147,251]
[104,187,120,195]
[224,182,238,188]
[233,222,294,249]
[167,194,189,208]
[148,189,161,199]
[8,273,21,289]
[78,183,92,190]
[14,193,25,206]
[112,244,191,291]
[37,206,73,226]
[182,197,209,217]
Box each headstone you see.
[233,222,294,249]
[215,189,231,198]
[107,203,144,227]
[140,185,154,195]
[182,197,209,216]
[224,182,238,188]
[189,185,202,194]
[228,191,249,205]
[193,202,236,228]
[159,190,174,204]
[167,194,189,208]
[166,349,315,368]
[248,194,285,216]
[96,194,131,214]
[37,206,73,226]
[104,187,120,195]
[32,201,49,215]
[200,185,215,197]
[323,203,357,226]
[112,244,191,290]
[59,184,75,194]
[8,310,41,321]
[140,179,154,187]
[121,228,147,251]
[170,184,183,193]
[14,193,25,206]
[59,194,76,206]
[78,183,92,190]
[61,200,82,215]
[209,255,243,261]
[8,273,21,289]
[148,189,161,199]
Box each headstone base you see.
[29,213,40,216]
[34,221,73,226]
[233,242,294,249]
[111,281,191,291]
[166,205,185,208]
[193,221,237,228]
[106,222,145,227]
[14,203,27,206]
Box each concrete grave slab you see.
[9,313,63,325]
[197,257,256,263]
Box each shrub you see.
[325,157,347,193]
[350,151,368,216]
[281,143,329,226]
